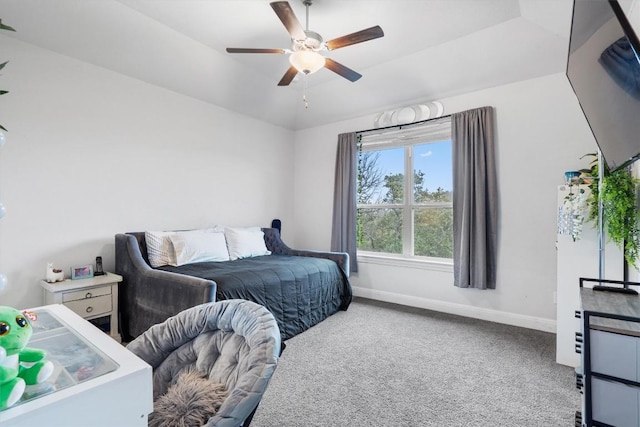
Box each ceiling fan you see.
[226,0,384,86]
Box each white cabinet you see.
[0,304,152,427]
[41,272,122,341]
[556,184,623,367]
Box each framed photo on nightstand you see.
[71,264,94,280]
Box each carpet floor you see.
[251,297,579,427]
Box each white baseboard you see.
[352,286,556,333]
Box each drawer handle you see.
[85,292,93,298]
[576,373,583,389]
[86,306,93,313]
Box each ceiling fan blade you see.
[270,1,306,40]
[324,58,362,82]
[325,25,384,50]
[278,66,299,86]
[226,48,286,54]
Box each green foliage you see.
[357,208,403,254]
[414,207,453,257]
[0,19,15,132]
[579,153,606,223]
[382,173,403,203]
[581,153,640,268]
[601,169,640,267]
[0,20,15,32]
[580,153,599,222]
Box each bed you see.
[115,227,352,341]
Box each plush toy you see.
[0,306,54,409]
[45,263,64,283]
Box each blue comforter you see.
[158,254,352,340]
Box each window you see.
[356,118,453,260]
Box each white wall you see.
[0,37,295,309]
[292,73,599,332]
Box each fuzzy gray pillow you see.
[149,370,228,427]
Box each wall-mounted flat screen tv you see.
[566,0,640,172]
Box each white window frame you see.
[356,117,453,270]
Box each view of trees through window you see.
[357,140,453,259]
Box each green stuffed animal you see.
[0,306,53,409]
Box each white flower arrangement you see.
[558,186,588,242]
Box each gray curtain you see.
[331,132,358,273]
[452,106,498,289]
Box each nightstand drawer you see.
[62,285,111,303]
[65,294,112,318]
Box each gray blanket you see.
[158,254,352,340]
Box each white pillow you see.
[225,227,271,260]
[170,231,230,266]
[145,231,177,268]
[145,228,217,267]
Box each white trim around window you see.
[357,251,454,272]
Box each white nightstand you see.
[40,272,122,342]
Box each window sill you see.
[357,252,454,272]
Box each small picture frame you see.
[71,265,94,280]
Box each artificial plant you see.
[560,184,588,242]
[580,152,640,268]
[0,19,16,132]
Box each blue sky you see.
[375,140,452,192]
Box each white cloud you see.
[420,151,433,158]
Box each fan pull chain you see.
[303,73,310,109]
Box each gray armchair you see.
[126,299,281,427]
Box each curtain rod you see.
[355,113,452,136]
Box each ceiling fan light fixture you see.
[289,50,325,74]
[226,1,384,86]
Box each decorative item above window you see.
[374,101,445,128]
